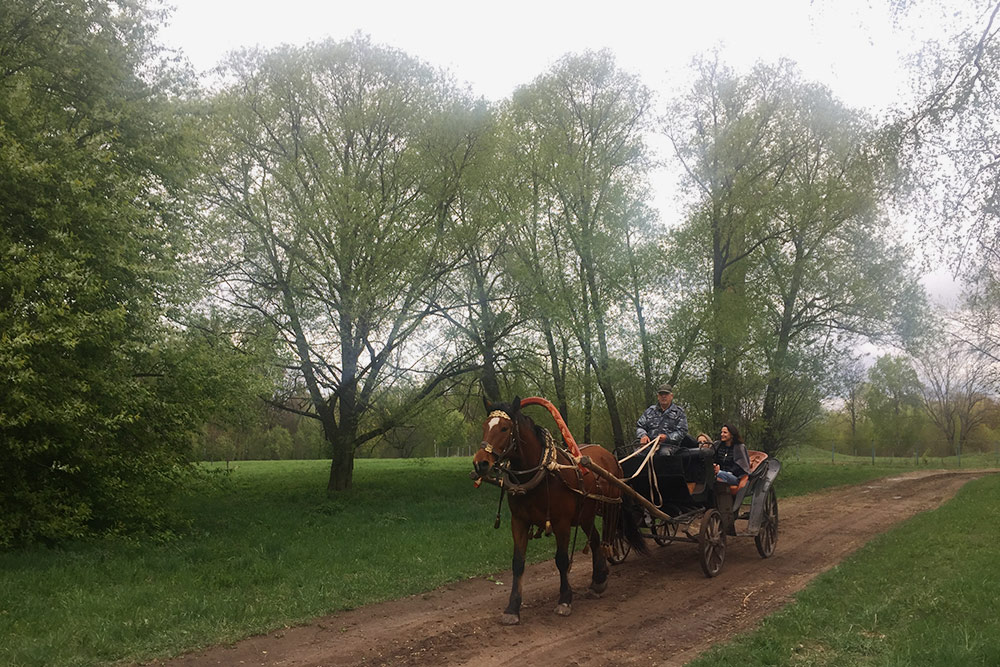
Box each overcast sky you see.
[157,0,973,305]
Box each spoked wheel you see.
[754,486,779,558]
[699,509,726,578]
[608,531,631,564]
[605,506,631,565]
[652,518,677,546]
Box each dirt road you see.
[154,470,990,667]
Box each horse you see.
[472,396,647,625]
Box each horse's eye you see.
[500,427,508,432]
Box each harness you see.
[477,408,622,561]
[479,410,620,501]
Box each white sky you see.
[158,0,972,306]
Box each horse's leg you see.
[501,515,529,625]
[554,521,573,616]
[587,515,609,597]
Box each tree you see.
[864,355,924,456]
[666,57,795,426]
[899,1,1000,277]
[834,354,870,451]
[202,37,482,491]
[667,59,928,449]
[755,80,926,447]
[427,109,535,405]
[0,0,256,545]
[918,335,994,457]
[506,50,653,448]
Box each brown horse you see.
[472,396,646,624]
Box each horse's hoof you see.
[555,603,572,616]
[586,587,604,599]
[590,580,608,596]
[500,613,520,625]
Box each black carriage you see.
[602,441,780,577]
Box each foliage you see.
[201,36,487,491]
[666,58,927,451]
[0,0,261,545]
[503,50,654,447]
[899,1,1000,277]
[863,354,925,456]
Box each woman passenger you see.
[713,424,751,485]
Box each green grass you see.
[0,459,523,666]
[0,456,995,666]
[688,472,1000,667]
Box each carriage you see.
[603,440,781,577]
[471,396,780,624]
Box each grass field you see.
[0,454,996,666]
[688,471,1000,666]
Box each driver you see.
[635,384,690,453]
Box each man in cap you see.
[635,384,690,453]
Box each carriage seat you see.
[724,450,768,496]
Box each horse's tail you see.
[616,495,650,556]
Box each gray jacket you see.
[635,403,688,444]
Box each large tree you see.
[666,57,795,426]
[0,0,243,544]
[505,50,653,448]
[755,80,925,447]
[202,37,482,491]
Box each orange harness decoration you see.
[520,396,589,475]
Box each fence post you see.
[871,438,875,466]
[831,441,835,464]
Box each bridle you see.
[479,409,557,492]
[479,410,520,467]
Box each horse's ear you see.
[483,396,492,413]
[511,396,521,414]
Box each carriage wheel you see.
[699,509,726,578]
[754,486,779,559]
[605,506,631,565]
[607,528,631,564]
[652,518,677,546]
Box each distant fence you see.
[433,441,1000,467]
[788,440,1000,468]
[436,445,477,458]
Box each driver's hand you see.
[639,435,649,445]
[656,434,665,444]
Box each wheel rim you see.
[755,487,779,558]
[652,519,677,546]
[609,531,631,564]
[699,510,726,577]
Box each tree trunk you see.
[327,427,355,492]
[761,241,803,447]
[541,317,569,422]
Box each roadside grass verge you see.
[687,471,1000,667]
[0,459,515,666]
[0,456,993,666]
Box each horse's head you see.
[473,396,522,479]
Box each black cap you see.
[657,384,673,394]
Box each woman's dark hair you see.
[722,423,744,445]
